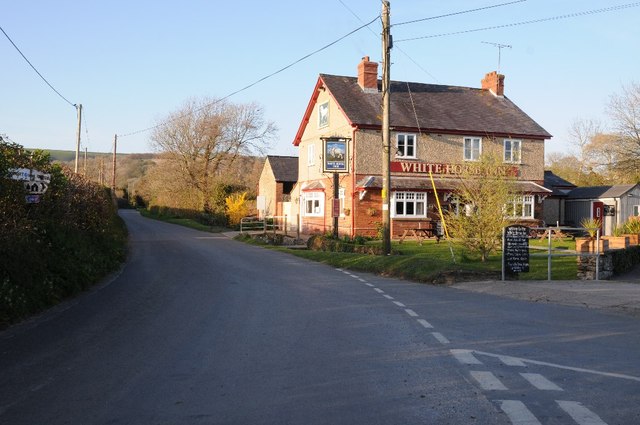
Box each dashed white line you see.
[450,349,483,365]
[358,278,367,283]
[365,283,374,287]
[470,371,508,390]
[392,301,406,307]
[416,319,433,329]
[404,308,418,317]
[499,400,542,425]
[556,400,608,425]
[520,373,563,391]
[431,332,450,344]
[383,294,394,300]
[374,288,384,293]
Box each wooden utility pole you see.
[381,1,392,255]
[74,103,82,173]
[111,134,117,192]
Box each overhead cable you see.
[395,2,640,42]
[394,0,527,27]
[119,14,380,138]
[0,25,77,108]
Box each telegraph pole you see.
[381,1,392,255]
[111,134,117,192]
[74,103,82,173]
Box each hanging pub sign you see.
[323,138,349,173]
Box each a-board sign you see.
[504,225,530,273]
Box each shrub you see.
[624,216,640,234]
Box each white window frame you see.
[506,195,534,219]
[463,137,482,161]
[339,188,345,217]
[504,139,522,163]
[395,133,416,158]
[318,101,329,128]
[303,192,324,217]
[392,191,427,218]
[633,205,640,216]
[307,143,315,166]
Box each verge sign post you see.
[8,168,51,203]
[502,224,530,280]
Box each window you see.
[504,139,521,163]
[339,188,345,216]
[506,195,534,219]
[307,143,315,166]
[392,192,427,218]
[396,133,416,158]
[318,101,329,128]
[633,205,640,216]
[303,192,324,217]
[464,137,481,161]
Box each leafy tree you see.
[444,155,516,262]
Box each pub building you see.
[291,56,552,238]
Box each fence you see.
[502,226,602,281]
[240,215,300,238]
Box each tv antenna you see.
[481,41,511,74]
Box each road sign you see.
[25,194,41,203]
[8,168,51,184]
[24,181,48,194]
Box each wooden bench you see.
[399,227,441,245]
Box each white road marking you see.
[358,278,367,282]
[404,309,418,317]
[450,349,483,365]
[520,373,563,391]
[556,400,608,425]
[431,332,450,344]
[383,294,394,300]
[470,371,508,390]
[393,301,406,307]
[499,400,542,425]
[374,288,384,293]
[473,350,640,382]
[335,268,343,272]
[365,283,374,287]
[499,355,527,367]
[417,319,433,329]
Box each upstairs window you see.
[307,143,315,166]
[504,139,521,163]
[464,137,481,161]
[396,133,416,158]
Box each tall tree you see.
[150,97,276,213]
[606,81,640,178]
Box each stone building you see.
[257,155,298,218]
[291,56,552,237]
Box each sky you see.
[1,1,639,159]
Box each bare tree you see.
[606,81,640,177]
[150,98,277,213]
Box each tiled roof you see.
[266,155,298,182]
[320,74,552,139]
[566,185,638,199]
[544,170,576,189]
[355,176,551,194]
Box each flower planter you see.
[575,237,609,253]
[602,236,630,250]
[623,234,640,245]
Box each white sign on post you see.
[8,168,51,194]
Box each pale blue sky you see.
[2,1,638,158]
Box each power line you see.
[394,0,527,26]
[119,14,381,138]
[0,25,77,108]
[395,2,640,42]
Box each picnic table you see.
[399,227,441,244]
[537,226,574,241]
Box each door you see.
[592,201,604,235]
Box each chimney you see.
[357,56,379,93]
[481,71,505,97]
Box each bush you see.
[307,234,387,255]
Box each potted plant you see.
[602,225,630,249]
[575,218,608,253]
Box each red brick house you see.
[292,56,552,237]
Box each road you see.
[1,210,639,424]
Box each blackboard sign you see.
[504,225,530,273]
